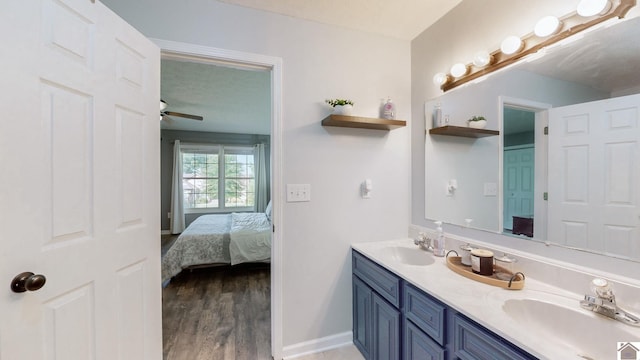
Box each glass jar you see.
[494,253,517,281]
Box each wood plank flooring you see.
[162,235,271,360]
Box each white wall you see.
[412,1,640,277]
[101,0,411,352]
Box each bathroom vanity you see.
[352,238,640,360]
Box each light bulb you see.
[501,36,524,55]
[432,72,449,86]
[450,63,468,78]
[472,51,493,67]
[534,16,562,37]
[577,0,611,17]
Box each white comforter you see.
[229,212,271,265]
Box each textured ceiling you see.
[519,16,640,94]
[160,59,271,134]
[217,0,463,40]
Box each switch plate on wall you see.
[286,184,311,202]
[484,182,498,196]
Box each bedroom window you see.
[181,145,255,212]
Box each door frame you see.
[498,96,550,240]
[152,38,284,359]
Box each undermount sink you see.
[500,294,640,360]
[378,246,434,266]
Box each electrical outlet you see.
[286,184,311,202]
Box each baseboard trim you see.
[282,331,353,359]
[161,230,171,235]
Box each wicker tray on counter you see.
[446,256,525,290]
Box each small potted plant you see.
[326,99,354,115]
[467,115,487,129]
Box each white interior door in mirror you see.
[548,93,640,261]
[0,0,161,359]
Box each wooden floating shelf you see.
[322,114,406,131]
[446,256,524,290]
[429,125,499,138]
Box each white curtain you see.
[170,140,185,234]
[254,143,268,213]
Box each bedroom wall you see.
[102,0,411,353]
[160,130,271,230]
[411,1,640,276]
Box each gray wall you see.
[161,129,270,230]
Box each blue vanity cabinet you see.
[352,249,536,360]
[352,251,401,360]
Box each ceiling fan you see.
[160,100,204,121]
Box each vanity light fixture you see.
[534,15,563,37]
[500,35,524,55]
[434,0,635,92]
[450,63,468,78]
[577,0,612,16]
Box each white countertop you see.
[352,238,640,360]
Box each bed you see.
[162,209,271,284]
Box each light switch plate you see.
[484,182,498,196]
[286,184,311,202]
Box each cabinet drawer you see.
[403,284,447,345]
[404,284,446,346]
[352,250,401,307]
[453,314,536,360]
[404,320,445,360]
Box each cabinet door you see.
[453,314,535,360]
[404,320,445,360]
[353,275,373,359]
[372,293,401,360]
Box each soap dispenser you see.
[433,221,445,257]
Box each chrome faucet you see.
[580,278,640,327]
[414,232,433,252]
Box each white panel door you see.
[0,1,161,359]
[548,94,640,260]
[503,146,535,231]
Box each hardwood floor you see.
[162,235,271,360]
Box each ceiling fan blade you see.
[164,111,203,121]
[161,114,173,124]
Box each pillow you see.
[265,200,272,221]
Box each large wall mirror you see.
[425,15,640,262]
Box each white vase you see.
[333,104,353,115]
[468,120,487,129]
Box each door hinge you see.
[272,224,275,233]
[544,126,549,135]
[543,192,548,201]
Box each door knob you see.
[11,272,46,293]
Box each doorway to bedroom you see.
[158,46,278,359]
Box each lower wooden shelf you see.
[322,114,406,131]
[429,125,499,138]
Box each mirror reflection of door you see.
[503,107,536,237]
